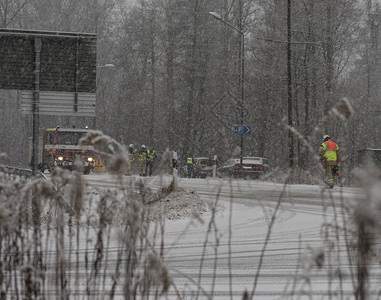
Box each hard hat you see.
[129,144,134,148]
[323,135,330,141]
[141,144,146,149]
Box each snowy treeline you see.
[0,0,380,172]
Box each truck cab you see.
[28,126,95,174]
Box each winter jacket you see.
[319,140,341,166]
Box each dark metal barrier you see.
[0,165,36,179]
[0,165,73,215]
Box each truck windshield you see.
[58,132,85,145]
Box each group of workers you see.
[127,144,157,176]
[122,134,340,187]
[186,157,207,178]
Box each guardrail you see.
[0,165,74,215]
[0,165,36,179]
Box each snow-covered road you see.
[84,174,378,299]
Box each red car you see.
[218,157,271,179]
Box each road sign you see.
[234,125,251,134]
[0,28,97,116]
[93,156,105,173]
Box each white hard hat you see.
[141,144,146,149]
[323,135,330,141]
[129,144,134,148]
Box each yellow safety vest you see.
[138,151,147,162]
[147,150,156,160]
[128,152,135,162]
[320,140,338,161]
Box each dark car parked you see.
[217,157,271,179]
[193,156,214,178]
[180,156,214,178]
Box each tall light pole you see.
[287,0,294,168]
[95,63,116,130]
[209,12,245,172]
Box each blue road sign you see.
[234,125,251,134]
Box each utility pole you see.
[287,0,294,168]
[209,11,245,172]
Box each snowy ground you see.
[79,173,381,299]
[3,170,378,299]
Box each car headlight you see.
[58,156,64,161]
[87,157,93,162]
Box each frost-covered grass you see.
[0,132,209,299]
[0,169,175,298]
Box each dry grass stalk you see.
[1,114,380,300]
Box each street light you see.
[209,12,245,173]
[95,63,116,130]
[97,63,115,68]
[96,63,115,87]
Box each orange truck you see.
[28,126,95,174]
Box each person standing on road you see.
[126,144,136,175]
[187,156,194,178]
[138,145,148,176]
[146,146,157,176]
[318,135,341,189]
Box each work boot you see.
[329,182,334,189]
